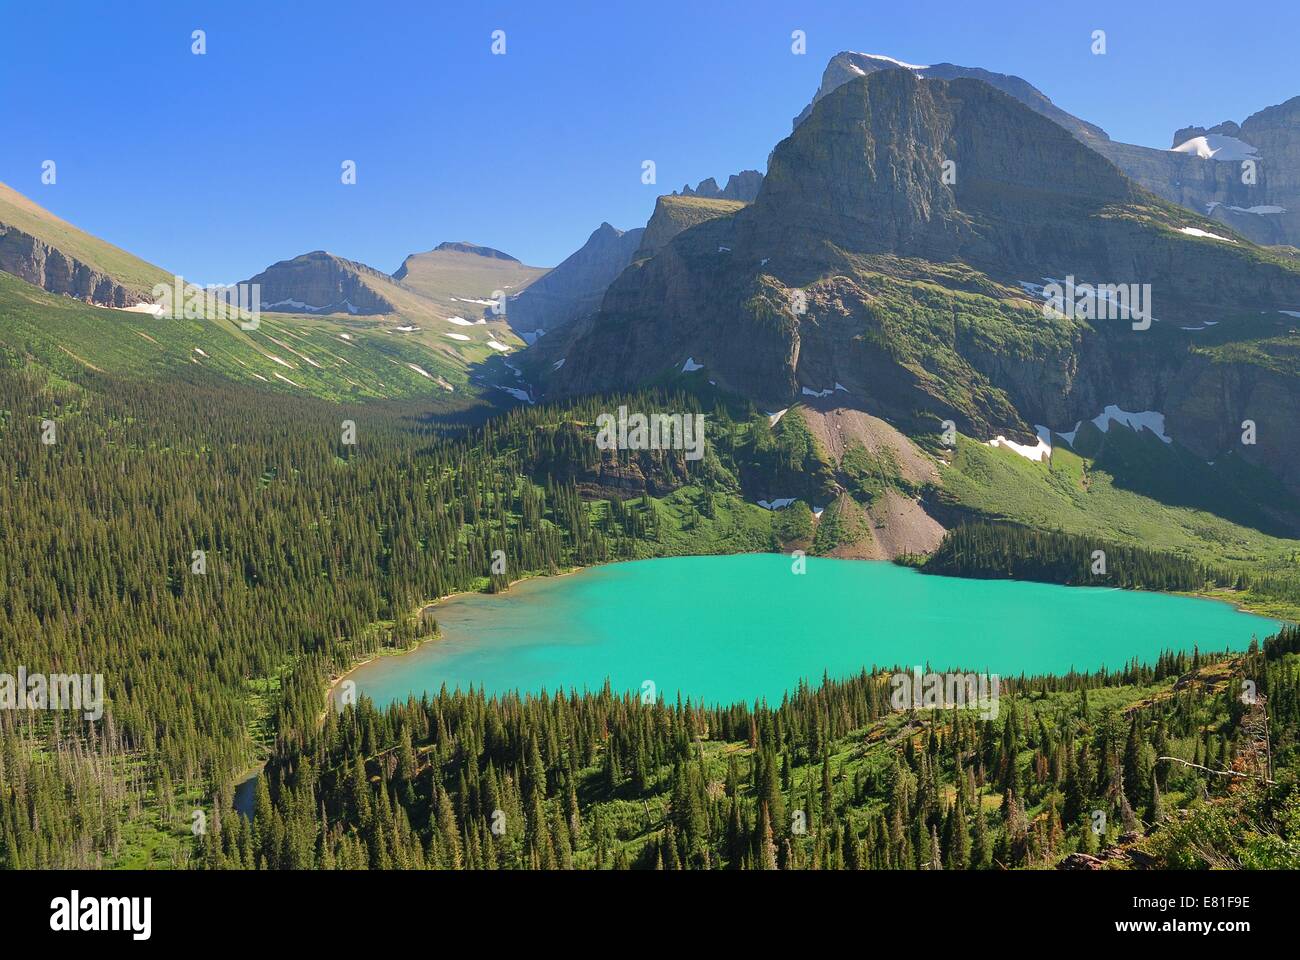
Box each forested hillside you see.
[209,632,1300,870]
[3,350,1299,869]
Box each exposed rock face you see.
[1171,121,1242,147]
[677,170,764,203]
[245,251,397,314]
[548,70,1300,491]
[793,51,1108,142]
[637,195,745,258]
[505,222,645,334]
[0,225,144,306]
[794,51,1300,248]
[1232,96,1300,246]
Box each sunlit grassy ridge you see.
[0,181,172,297]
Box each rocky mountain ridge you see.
[505,222,645,335]
[796,52,1300,249]
[546,70,1300,493]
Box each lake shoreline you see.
[323,553,1284,716]
[321,564,589,719]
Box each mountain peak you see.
[794,50,1108,144]
[431,241,520,261]
[762,70,1135,266]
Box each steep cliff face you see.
[0,226,144,306]
[794,52,1300,249]
[0,181,171,307]
[1234,96,1300,247]
[505,222,644,334]
[548,70,1300,490]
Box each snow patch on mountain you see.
[1058,405,1172,446]
[986,426,1053,462]
[497,385,534,404]
[1171,134,1259,161]
[1178,227,1237,243]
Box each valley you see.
[3,17,1300,888]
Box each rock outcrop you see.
[637,195,745,258]
[0,225,145,307]
[677,170,764,203]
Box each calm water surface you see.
[339,555,1280,708]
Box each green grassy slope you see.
[938,429,1300,617]
[0,272,492,406]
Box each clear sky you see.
[2,0,1297,284]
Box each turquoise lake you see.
[339,555,1283,708]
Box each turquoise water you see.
[341,555,1281,708]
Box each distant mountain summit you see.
[425,241,521,262]
[505,222,644,335]
[389,242,547,312]
[1161,96,1300,247]
[793,51,1107,142]
[245,251,400,314]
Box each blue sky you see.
[2,0,1297,283]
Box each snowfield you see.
[1171,134,1259,161]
